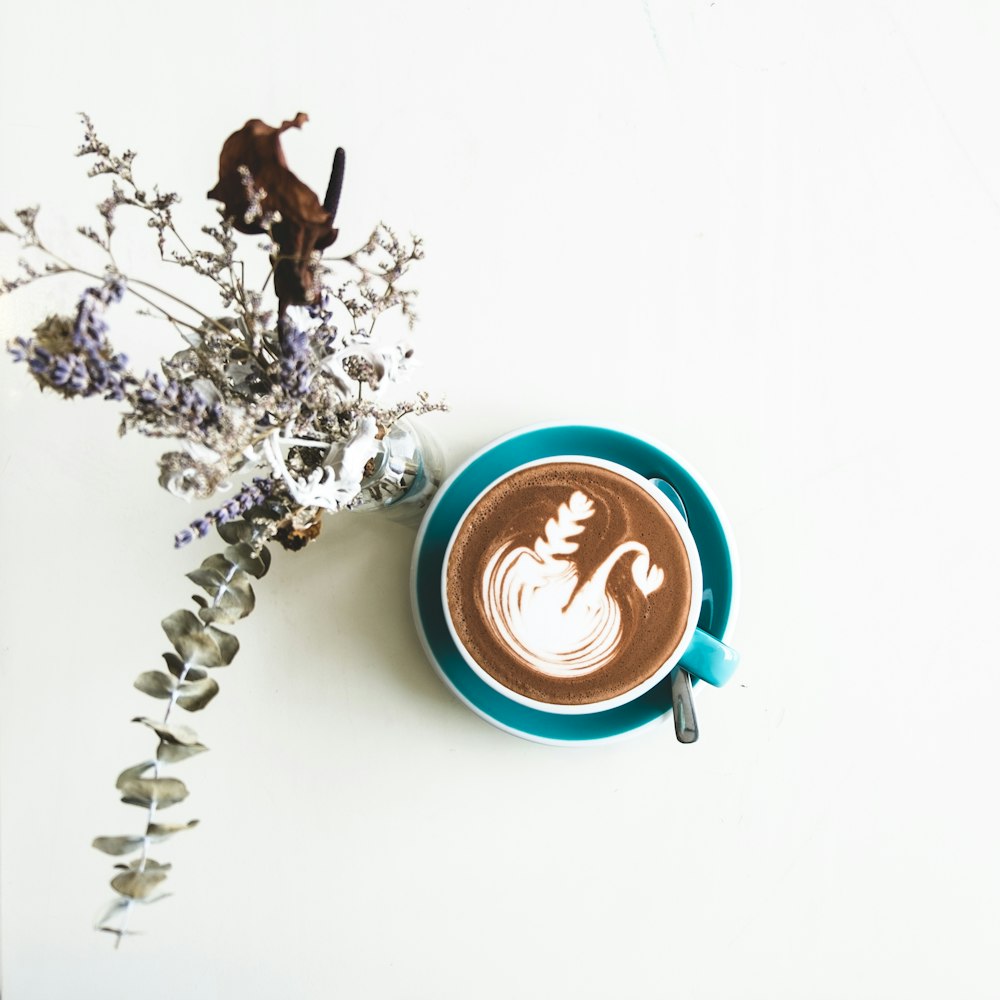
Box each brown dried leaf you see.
[207,113,337,313]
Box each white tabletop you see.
[1,2,998,997]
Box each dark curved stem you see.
[323,148,346,222]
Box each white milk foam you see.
[481,490,665,677]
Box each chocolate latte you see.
[445,461,694,707]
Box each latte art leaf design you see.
[482,490,665,678]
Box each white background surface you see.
[1,2,998,997]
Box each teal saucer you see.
[410,425,738,744]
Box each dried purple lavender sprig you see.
[8,335,130,400]
[5,276,225,432]
[131,372,224,437]
[7,274,133,400]
[173,476,278,548]
[276,312,315,398]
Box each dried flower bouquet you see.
[1,113,443,943]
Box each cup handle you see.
[649,477,739,687]
[680,629,739,687]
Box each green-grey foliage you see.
[133,717,208,763]
[95,521,272,943]
[162,652,208,682]
[116,762,189,809]
[93,835,146,857]
[111,859,172,900]
[175,676,220,711]
[133,671,177,698]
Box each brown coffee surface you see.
[446,462,692,705]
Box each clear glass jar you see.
[352,418,444,525]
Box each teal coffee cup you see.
[441,455,738,714]
[412,425,740,742]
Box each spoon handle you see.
[669,667,699,744]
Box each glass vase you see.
[352,418,444,525]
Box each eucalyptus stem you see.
[97,521,273,945]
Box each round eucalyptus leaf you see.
[132,716,200,745]
[161,609,204,647]
[173,630,227,667]
[111,866,169,900]
[131,717,209,761]
[198,573,255,625]
[204,567,254,606]
[175,676,220,712]
[119,858,171,872]
[198,604,246,625]
[201,553,236,578]
[157,740,208,763]
[186,566,227,595]
[207,626,239,664]
[162,652,208,681]
[197,595,250,626]
[224,542,268,578]
[217,519,253,546]
[118,776,189,809]
[92,835,145,856]
[116,761,155,788]
[134,671,177,699]
[156,743,208,764]
[147,819,199,841]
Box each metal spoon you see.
[669,665,699,743]
[650,477,699,745]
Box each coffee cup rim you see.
[441,454,704,715]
